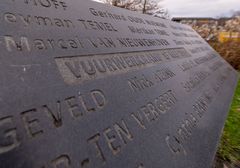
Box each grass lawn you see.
[217,74,240,166]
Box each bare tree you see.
[99,0,141,10]
[232,10,240,17]
[98,0,170,19]
[142,0,147,14]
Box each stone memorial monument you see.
[0,0,238,168]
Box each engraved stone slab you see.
[0,0,238,168]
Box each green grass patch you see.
[217,75,240,164]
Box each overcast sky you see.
[159,0,240,18]
[93,0,240,18]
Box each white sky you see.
[159,0,240,17]
[93,0,240,18]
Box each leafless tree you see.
[232,10,240,17]
[98,0,170,19]
[100,0,141,10]
[142,0,147,13]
